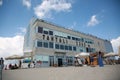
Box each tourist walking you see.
[98,51,104,67]
[0,57,4,69]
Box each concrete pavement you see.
[2,65,120,80]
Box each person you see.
[9,64,12,70]
[90,55,94,66]
[85,58,88,65]
[28,63,30,68]
[19,60,22,68]
[0,57,4,69]
[5,65,7,70]
[98,51,104,67]
[14,64,18,69]
[81,58,85,65]
[33,61,35,68]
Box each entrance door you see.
[49,56,54,66]
[58,58,63,67]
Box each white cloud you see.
[0,35,24,58]
[34,0,72,19]
[0,0,3,6]
[15,27,26,36]
[111,36,120,53]
[68,22,76,30]
[18,27,26,34]
[23,0,31,9]
[87,15,99,27]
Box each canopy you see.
[104,52,118,57]
[75,52,90,58]
[5,55,31,60]
[5,55,24,60]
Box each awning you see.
[75,52,90,58]
[104,52,118,57]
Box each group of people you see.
[4,60,22,70]
[75,51,104,67]
[28,61,36,68]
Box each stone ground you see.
[2,65,120,80]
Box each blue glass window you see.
[65,45,68,50]
[60,44,64,50]
[75,38,78,41]
[73,46,76,51]
[44,42,48,48]
[80,49,83,52]
[67,36,71,39]
[81,38,84,42]
[55,44,59,49]
[49,42,53,48]
[38,27,43,33]
[49,31,53,35]
[72,37,75,40]
[69,46,72,51]
[44,30,48,34]
[37,41,42,47]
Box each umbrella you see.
[104,52,118,57]
[75,52,90,57]
[5,55,24,60]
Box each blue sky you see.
[0,0,120,57]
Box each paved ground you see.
[2,65,120,80]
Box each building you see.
[23,18,113,67]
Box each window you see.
[38,27,43,33]
[65,45,68,50]
[81,38,84,42]
[37,41,42,47]
[67,36,71,39]
[76,38,78,41]
[73,46,76,51]
[49,42,53,48]
[80,49,83,52]
[44,30,48,34]
[72,37,75,40]
[43,42,48,48]
[69,46,72,51]
[49,31,53,35]
[55,44,59,49]
[60,44,64,50]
